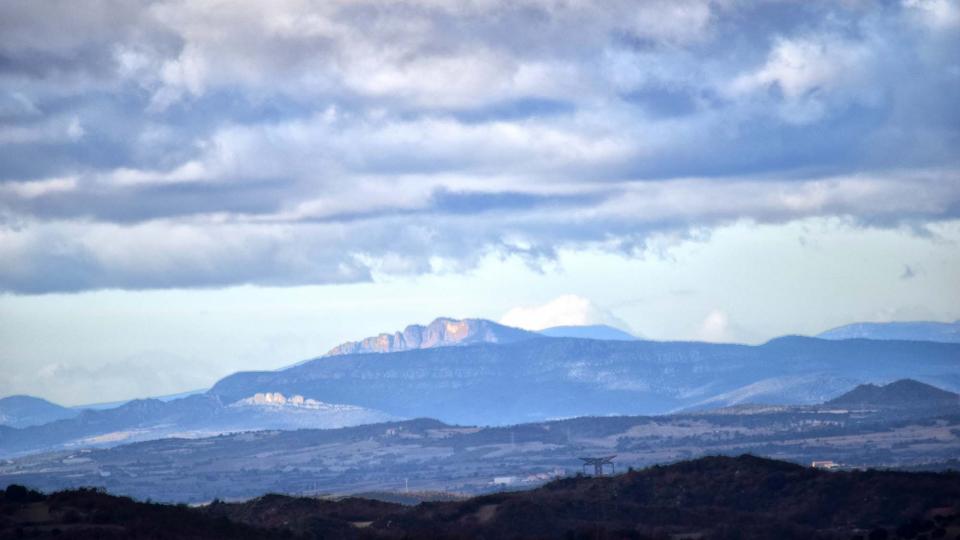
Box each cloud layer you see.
[1,0,958,292]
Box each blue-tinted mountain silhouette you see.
[3,322,959,457]
[818,320,960,343]
[538,324,636,341]
[211,334,959,424]
[0,396,78,429]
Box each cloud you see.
[695,308,734,343]
[0,218,380,293]
[903,0,960,30]
[728,32,879,124]
[0,0,957,293]
[500,294,631,331]
[1,168,959,293]
[0,353,221,405]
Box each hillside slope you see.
[0,396,78,429]
[0,393,390,457]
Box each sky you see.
[0,0,959,405]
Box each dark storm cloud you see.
[4,179,290,222]
[430,189,610,215]
[0,0,958,292]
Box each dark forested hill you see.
[4,455,960,539]
[827,379,960,409]
[378,455,960,539]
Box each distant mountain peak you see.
[324,317,538,356]
[826,379,959,408]
[817,320,960,343]
[538,324,636,341]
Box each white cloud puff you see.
[729,33,879,123]
[500,294,631,331]
[695,308,733,342]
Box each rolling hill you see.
[827,379,960,409]
[0,396,78,429]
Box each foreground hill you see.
[369,455,960,539]
[0,484,289,540]
[818,320,960,343]
[0,396,78,429]
[4,455,960,539]
[324,317,537,356]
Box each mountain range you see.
[210,334,960,424]
[2,318,958,458]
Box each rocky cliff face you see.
[324,317,537,356]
